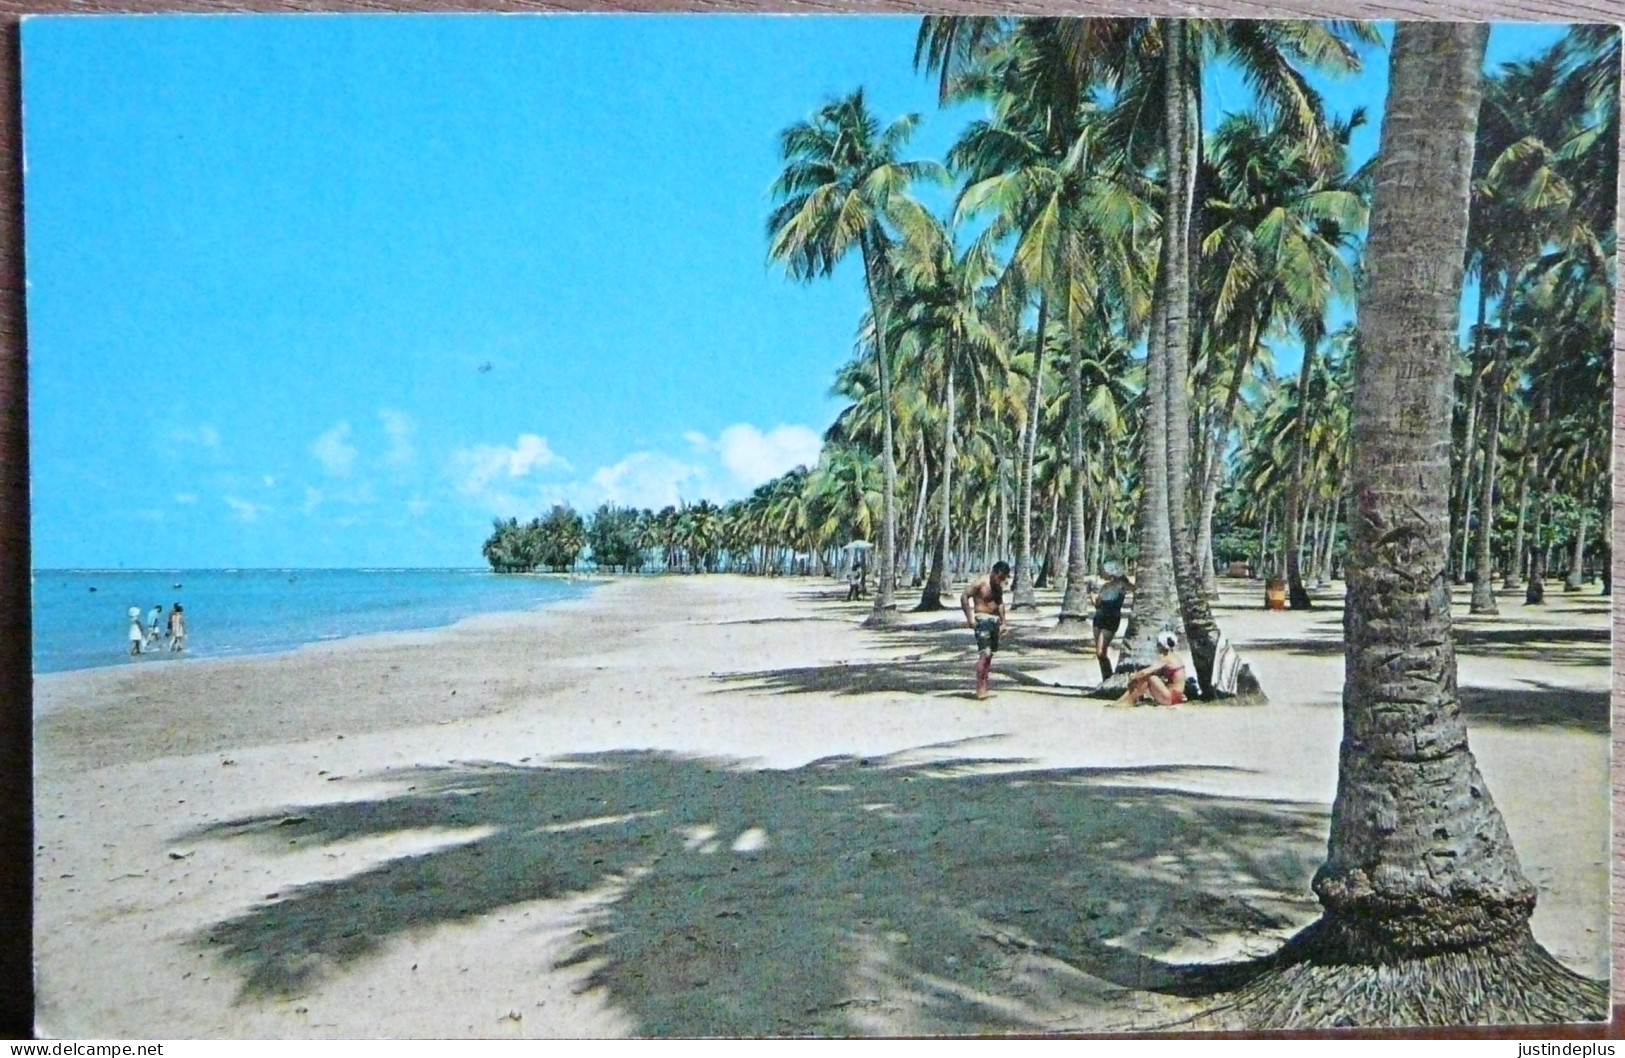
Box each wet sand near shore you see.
[32,574,1610,1037]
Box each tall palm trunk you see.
[1159,18,1225,694]
[940,364,955,592]
[1469,315,1511,614]
[1601,487,1613,596]
[1014,296,1048,607]
[1060,328,1093,627]
[1034,488,1057,588]
[1565,437,1592,591]
[911,436,940,608]
[1235,23,1605,1025]
[916,369,953,611]
[1284,331,1320,609]
[1196,494,1220,596]
[1306,504,1322,584]
[997,453,1009,562]
[1090,494,1105,573]
[1196,305,1269,595]
[1505,458,1531,589]
[1566,511,1589,590]
[859,237,898,627]
[1321,493,1342,583]
[1257,503,1271,580]
[1452,284,1489,582]
[1116,275,1178,672]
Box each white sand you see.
[32,575,1610,1037]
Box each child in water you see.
[127,607,144,656]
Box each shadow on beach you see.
[1243,624,1608,670]
[714,619,1089,699]
[187,749,1325,1036]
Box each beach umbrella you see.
[842,540,873,552]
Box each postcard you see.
[23,14,1617,1036]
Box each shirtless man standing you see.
[961,561,1011,700]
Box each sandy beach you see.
[32,574,1610,1038]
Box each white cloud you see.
[174,493,197,505]
[448,424,817,521]
[169,424,220,448]
[224,495,268,522]
[311,423,359,477]
[449,433,567,498]
[165,423,222,459]
[710,424,823,489]
[380,409,416,468]
[406,496,430,517]
[589,452,707,510]
[446,433,573,516]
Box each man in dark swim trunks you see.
[1091,563,1131,682]
[961,561,1011,700]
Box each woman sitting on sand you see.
[1113,630,1186,707]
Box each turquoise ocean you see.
[32,568,593,675]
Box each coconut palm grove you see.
[479,21,1615,647]
[475,19,1621,1026]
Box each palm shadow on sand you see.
[1244,625,1607,669]
[714,657,1073,699]
[186,749,1326,1036]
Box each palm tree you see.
[1102,18,1373,677]
[944,19,1157,615]
[1196,106,1367,611]
[768,89,942,626]
[1058,325,1139,625]
[1230,22,1605,1026]
[920,16,1374,678]
[891,213,1005,610]
[1466,51,1578,613]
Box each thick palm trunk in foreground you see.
[1226,23,1605,1027]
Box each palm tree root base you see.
[1207,920,1608,1030]
[861,606,900,629]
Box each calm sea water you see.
[32,569,593,675]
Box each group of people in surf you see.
[127,602,186,657]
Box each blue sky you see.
[22,16,1571,568]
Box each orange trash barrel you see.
[1264,579,1287,610]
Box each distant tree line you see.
[480,488,856,576]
